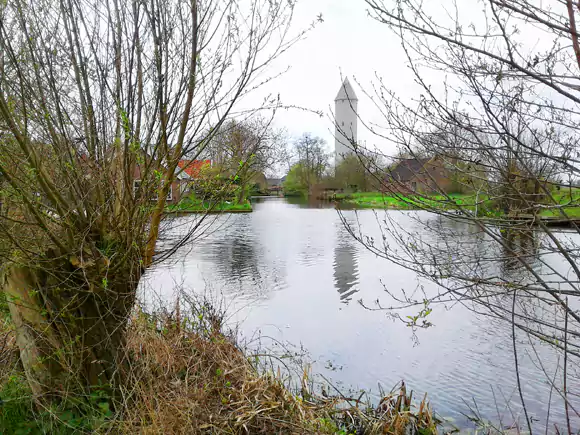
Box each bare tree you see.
[339,0,580,431]
[0,0,306,403]
[290,133,330,194]
[204,116,286,203]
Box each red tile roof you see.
[177,159,211,178]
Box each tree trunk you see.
[237,184,248,205]
[4,266,62,398]
[3,252,137,402]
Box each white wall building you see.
[334,77,358,164]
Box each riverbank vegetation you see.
[333,191,479,211]
[333,153,385,193]
[334,189,580,219]
[172,164,255,213]
[166,194,253,213]
[0,297,438,434]
[201,118,287,206]
[283,134,331,197]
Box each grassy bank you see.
[334,191,411,209]
[537,188,580,218]
[335,191,580,219]
[334,191,477,211]
[0,300,439,434]
[166,195,253,214]
[539,207,580,219]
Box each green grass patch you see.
[536,188,580,218]
[539,207,580,219]
[0,374,33,432]
[166,195,252,213]
[0,374,114,434]
[335,192,482,210]
[336,190,580,222]
[549,187,580,203]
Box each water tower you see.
[334,77,358,164]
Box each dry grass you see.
[115,302,438,434]
[0,298,439,434]
[118,310,328,434]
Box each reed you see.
[0,298,439,434]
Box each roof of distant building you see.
[387,158,431,182]
[177,159,211,179]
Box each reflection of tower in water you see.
[333,219,360,302]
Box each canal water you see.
[141,197,579,430]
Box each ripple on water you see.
[143,200,580,431]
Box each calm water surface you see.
[141,197,579,430]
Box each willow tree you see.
[339,0,580,431]
[0,0,304,401]
[204,116,286,204]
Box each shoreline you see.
[0,300,442,434]
[165,208,253,215]
[331,193,580,227]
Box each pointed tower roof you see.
[335,77,358,102]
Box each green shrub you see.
[0,375,114,434]
[0,292,8,318]
[0,375,34,433]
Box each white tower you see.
[334,77,358,164]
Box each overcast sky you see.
[247,1,419,160]
[245,0,561,177]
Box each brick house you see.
[384,156,455,194]
[132,164,181,204]
[132,159,211,204]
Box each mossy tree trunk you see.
[4,266,62,399]
[3,248,140,401]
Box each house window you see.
[134,179,172,201]
[342,121,344,126]
[411,181,417,191]
[152,185,173,201]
